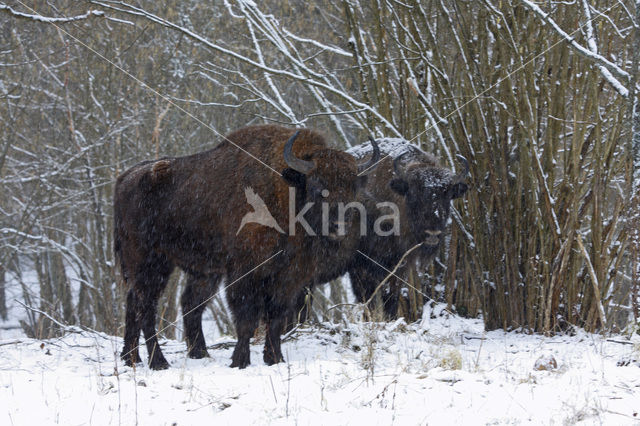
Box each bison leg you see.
[141,299,170,370]
[230,315,259,369]
[349,266,378,305]
[135,258,172,370]
[350,266,400,319]
[263,294,289,365]
[381,278,400,320]
[228,284,261,369]
[181,274,220,359]
[121,288,143,366]
[120,251,172,370]
[263,314,286,366]
[141,288,170,370]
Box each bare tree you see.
[0,0,636,337]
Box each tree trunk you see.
[0,264,6,321]
[628,1,640,324]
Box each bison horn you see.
[454,154,470,183]
[392,152,410,179]
[357,136,381,175]
[284,130,315,174]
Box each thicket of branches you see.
[1,0,638,339]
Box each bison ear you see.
[281,168,306,188]
[389,178,409,196]
[450,182,468,199]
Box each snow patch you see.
[347,137,424,160]
[2,304,640,424]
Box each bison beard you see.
[113,124,379,369]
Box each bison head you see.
[389,154,469,246]
[281,131,380,239]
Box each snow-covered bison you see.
[344,140,469,318]
[286,139,470,323]
[114,124,379,369]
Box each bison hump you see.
[347,137,421,159]
[150,159,172,183]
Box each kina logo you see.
[236,187,285,235]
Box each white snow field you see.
[1,304,639,425]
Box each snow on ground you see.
[1,304,640,425]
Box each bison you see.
[114,124,379,369]
[282,138,470,323]
[345,139,469,318]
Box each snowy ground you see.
[1,304,639,425]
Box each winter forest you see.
[1,0,640,424]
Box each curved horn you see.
[283,130,315,174]
[393,152,410,178]
[357,136,381,175]
[454,154,469,183]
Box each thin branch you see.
[91,0,402,136]
[0,4,105,23]
[358,242,425,306]
[16,300,82,333]
[576,234,607,328]
[519,0,630,97]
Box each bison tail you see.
[113,201,128,286]
[113,219,123,283]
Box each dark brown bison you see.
[345,139,469,318]
[114,124,379,369]
[283,139,470,323]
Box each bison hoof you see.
[148,355,170,370]
[121,351,142,367]
[230,357,250,369]
[263,352,284,366]
[187,347,210,359]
